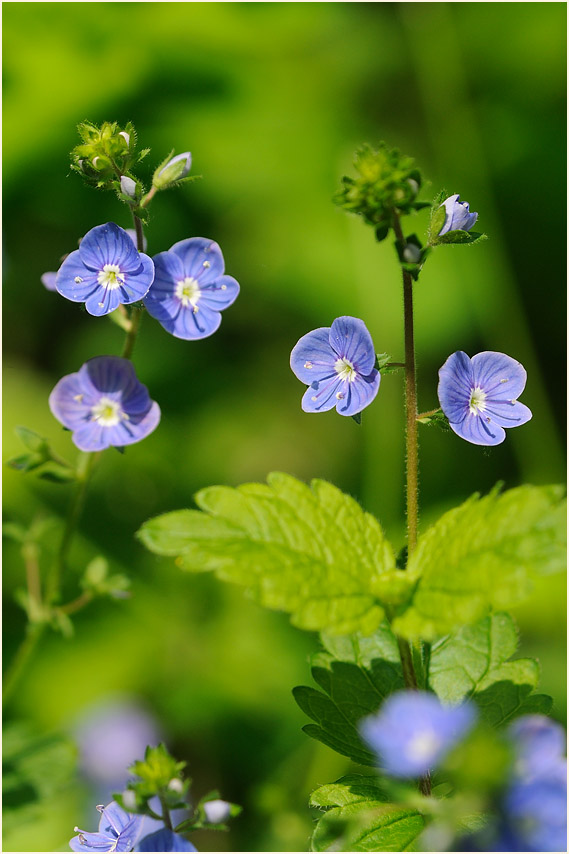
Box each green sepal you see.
[80,556,131,599]
[7,453,45,472]
[351,412,362,426]
[437,230,488,246]
[128,744,186,793]
[417,409,451,432]
[36,463,77,484]
[374,224,389,242]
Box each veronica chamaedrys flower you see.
[56,222,154,316]
[438,194,478,235]
[290,316,380,416]
[360,691,476,778]
[70,802,145,852]
[144,238,240,340]
[136,828,197,851]
[41,271,58,291]
[49,356,160,452]
[508,715,566,782]
[438,351,532,446]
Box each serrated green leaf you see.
[429,612,552,724]
[310,776,425,852]
[394,485,566,640]
[293,625,403,765]
[138,473,396,635]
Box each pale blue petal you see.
[49,373,92,430]
[198,275,240,310]
[98,803,135,836]
[484,400,532,429]
[85,287,122,317]
[335,372,380,416]
[471,351,527,400]
[290,327,336,383]
[301,376,343,413]
[41,271,58,291]
[169,237,225,282]
[56,251,100,302]
[438,351,474,423]
[449,413,506,446]
[79,223,140,271]
[329,316,376,374]
[118,254,155,303]
[70,831,115,851]
[137,828,197,851]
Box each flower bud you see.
[402,244,421,264]
[438,194,478,235]
[203,799,231,824]
[122,789,137,811]
[120,175,137,198]
[153,152,192,189]
[168,778,184,794]
[119,131,130,147]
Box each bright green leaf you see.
[394,485,566,640]
[138,473,396,635]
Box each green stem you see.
[416,408,441,420]
[58,590,93,616]
[158,794,173,830]
[121,308,143,360]
[3,622,46,705]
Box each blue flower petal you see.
[41,271,58,291]
[438,350,474,423]
[56,250,101,303]
[483,400,532,429]
[449,412,506,446]
[329,316,376,375]
[169,237,224,282]
[471,351,527,401]
[301,376,342,413]
[290,328,336,384]
[118,254,155,303]
[198,275,240,310]
[85,286,122,317]
[79,223,141,272]
[136,828,197,852]
[175,303,222,340]
[70,831,116,851]
[335,372,380,417]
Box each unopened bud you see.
[168,778,184,794]
[204,799,231,824]
[407,178,419,196]
[153,152,192,189]
[120,175,137,198]
[119,131,130,147]
[402,244,421,264]
[122,790,137,811]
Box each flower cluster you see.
[70,802,195,853]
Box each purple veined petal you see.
[198,275,240,310]
[463,211,478,231]
[79,358,139,399]
[144,293,184,330]
[136,828,197,852]
[449,412,506,446]
[98,803,135,836]
[117,253,155,304]
[329,316,377,375]
[169,237,225,282]
[72,422,115,452]
[438,351,475,423]
[79,223,141,272]
[336,372,380,416]
[100,401,161,448]
[56,250,101,302]
[49,374,92,430]
[41,271,58,291]
[173,302,223,340]
[290,327,336,384]
[471,351,528,401]
[70,831,116,851]
[85,286,123,317]
[483,400,532,429]
[301,375,343,413]
[438,194,460,235]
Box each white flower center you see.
[175,276,201,309]
[91,397,124,427]
[334,357,357,382]
[97,264,125,290]
[406,731,441,762]
[469,386,487,415]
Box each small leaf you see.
[15,426,49,454]
[310,776,425,852]
[352,412,362,426]
[429,612,553,725]
[36,463,76,484]
[394,485,566,640]
[138,473,396,635]
[437,230,487,245]
[7,453,44,472]
[2,522,26,542]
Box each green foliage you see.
[430,612,552,725]
[393,485,566,640]
[6,426,75,482]
[116,744,190,816]
[3,723,77,834]
[80,556,131,599]
[416,409,451,432]
[138,473,396,635]
[293,625,403,765]
[334,143,425,238]
[310,776,425,852]
[70,120,143,191]
[437,230,488,246]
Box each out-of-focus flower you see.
[120,176,137,198]
[56,222,154,316]
[70,802,145,852]
[73,699,162,789]
[360,691,476,778]
[290,316,380,417]
[504,770,567,852]
[49,356,160,451]
[144,238,239,340]
[41,271,58,291]
[509,715,566,782]
[136,828,197,852]
[203,799,231,824]
[438,194,478,235]
[438,351,532,446]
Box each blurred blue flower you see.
[438,194,478,235]
[136,828,197,852]
[70,802,145,852]
[56,222,155,316]
[438,351,532,445]
[509,714,566,782]
[144,238,239,339]
[504,770,567,852]
[360,690,476,778]
[49,356,160,451]
[41,271,58,291]
[290,316,380,416]
[203,799,231,824]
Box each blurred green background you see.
[3,3,566,851]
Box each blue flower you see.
[136,828,197,852]
[438,194,478,235]
[49,356,160,451]
[41,271,58,291]
[438,351,532,446]
[144,238,239,340]
[70,802,145,852]
[290,316,380,416]
[509,715,566,782]
[360,691,476,778]
[56,222,155,316]
[504,770,567,852]
[203,799,231,824]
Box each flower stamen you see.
[175,276,201,309]
[97,264,125,291]
[334,357,357,383]
[469,386,487,415]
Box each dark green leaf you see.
[437,230,487,245]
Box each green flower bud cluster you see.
[70,121,149,191]
[334,143,430,241]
